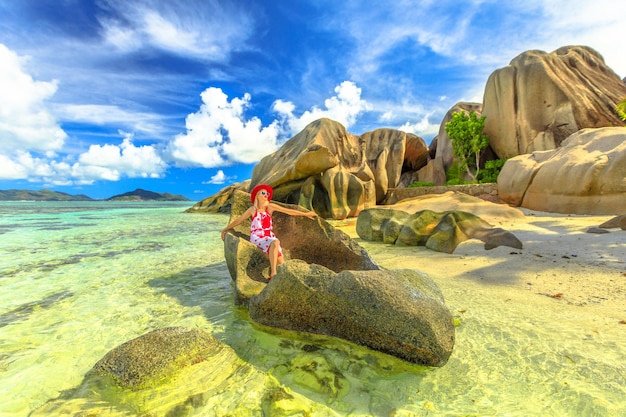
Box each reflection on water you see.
[0,202,624,416]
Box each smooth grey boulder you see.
[249,260,455,367]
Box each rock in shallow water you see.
[249,260,455,367]
[90,326,222,388]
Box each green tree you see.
[444,110,490,182]
[616,97,626,122]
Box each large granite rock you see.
[434,102,483,173]
[248,118,428,219]
[249,260,455,367]
[355,192,524,252]
[223,190,455,366]
[483,46,626,159]
[356,208,523,253]
[185,180,250,214]
[223,190,380,305]
[498,127,626,214]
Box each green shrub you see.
[445,178,466,186]
[478,158,507,183]
[445,161,466,185]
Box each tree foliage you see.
[617,97,626,122]
[477,158,507,183]
[444,111,490,182]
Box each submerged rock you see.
[90,327,222,388]
[31,326,343,416]
[249,260,455,367]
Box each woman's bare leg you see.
[268,239,282,278]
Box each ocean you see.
[0,201,624,416]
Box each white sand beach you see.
[334,209,626,327]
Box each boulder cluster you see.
[190,45,625,218]
[223,190,455,367]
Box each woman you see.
[220,184,317,279]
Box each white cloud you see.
[54,104,163,136]
[0,131,167,185]
[204,169,234,185]
[0,44,169,185]
[530,0,626,77]
[273,81,371,135]
[77,133,166,181]
[168,87,280,167]
[99,1,255,60]
[0,153,29,179]
[0,44,67,154]
[168,81,372,168]
[398,115,439,139]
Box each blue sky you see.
[0,0,623,201]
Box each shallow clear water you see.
[0,202,624,416]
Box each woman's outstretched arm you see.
[221,206,255,240]
[269,203,317,219]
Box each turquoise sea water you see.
[0,202,624,416]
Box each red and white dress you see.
[250,209,282,256]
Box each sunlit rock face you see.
[417,102,484,185]
[483,45,626,159]
[185,180,250,214]
[355,191,524,253]
[498,127,626,215]
[249,118,429,219]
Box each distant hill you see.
[0,188,190,201]
[0,189,94,201]
[106,188,190,202]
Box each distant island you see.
[0,188,190,202]
[107,189,189,202]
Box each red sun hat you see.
[250,184,273,203]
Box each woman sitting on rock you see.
[221,184,317,280]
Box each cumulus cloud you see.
[273,81,371,134]
[0,44,67,155]
[0,43,169,185]
[204,169,234,185]
[168,81,372,168]
[167,88,281,167]
[398,116,440,139]
[76,132,167,181]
